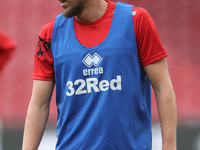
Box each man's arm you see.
[144,58,177,150]
[22,80,55,150]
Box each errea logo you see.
[82,53,103,76]
[82,53,103,68]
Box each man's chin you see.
[62,11,72,18]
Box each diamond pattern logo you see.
[82,53,103,68]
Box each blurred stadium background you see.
[0,0,200,149]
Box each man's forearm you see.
[155,87,177,150]
[22,102,50,150]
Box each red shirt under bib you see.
[32,1,167,80]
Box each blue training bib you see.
[51,2,152,150]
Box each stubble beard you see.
[62,0,85,18]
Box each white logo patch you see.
[82,53,103,68]
[132,11,137,16]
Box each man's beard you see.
[63,1,85,18]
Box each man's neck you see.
[75,0,108,23]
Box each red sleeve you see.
[0,29,16,70]
[32,19,55,81]
[132,7,168,66]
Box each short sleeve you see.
[132,7,168,66]
[32,19,55,80]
